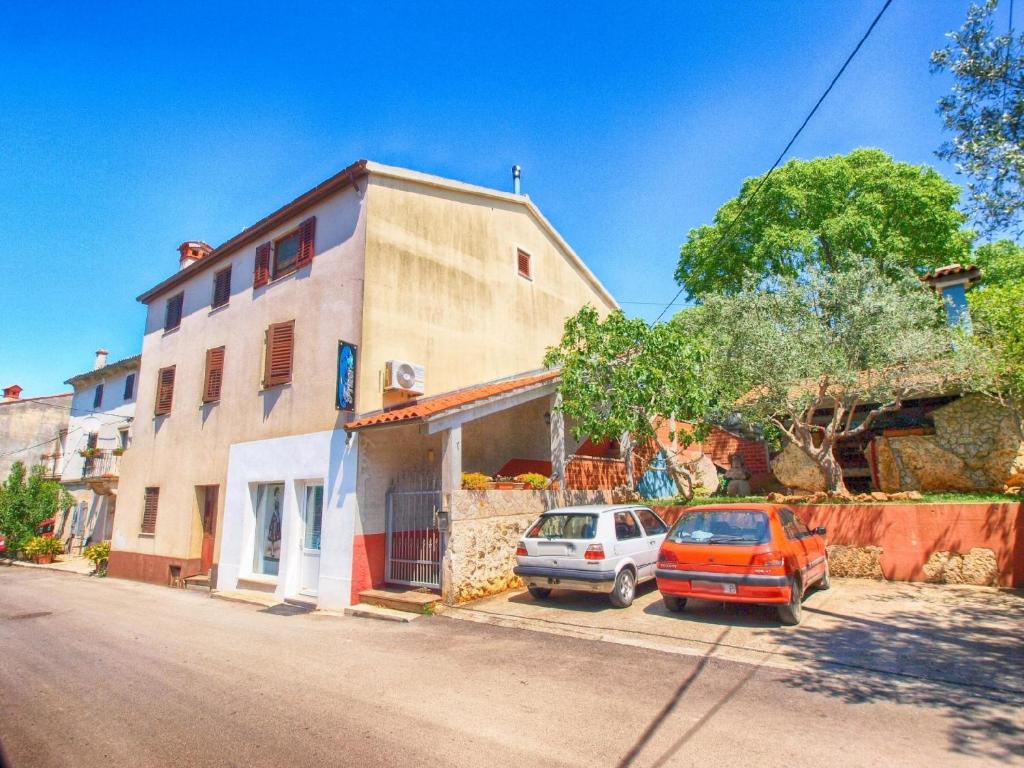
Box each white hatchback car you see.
[513,504,670,608]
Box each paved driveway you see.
[449,578,1024,696]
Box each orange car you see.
[655,504,829,625]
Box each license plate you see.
[692,580,737,594]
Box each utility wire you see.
[653,0,895,324]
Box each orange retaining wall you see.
[652,503,1024,587]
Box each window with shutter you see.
[203,346,226,403]
[154,366,176,416]
[263,321,295,388]
[254,243,271,288]
[93,383,104,409]
[123,373,136,401]
[517,249,532,280]
[141,487,159,534]
[165,292,184,331]
[296,216,316,269]
[212,266,232,309]
[272,230,301,278]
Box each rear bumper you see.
[514,565,617,593]
[656,568,791,604]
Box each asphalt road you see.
[1,567,1021,767]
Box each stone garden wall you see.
[772,395,1024,494]
[443,489,612,604]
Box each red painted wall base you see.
[350,533,386,604]
[107,551,203,586]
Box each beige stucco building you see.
[109,160,617,609]
[0,385,71,482]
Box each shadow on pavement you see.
[767,588,1024,762]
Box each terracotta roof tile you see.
[923,263,980,281]
[345,370,558,431]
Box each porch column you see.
[549,393,566,486]
[440,425,461,604]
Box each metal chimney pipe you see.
[512,165,521,195]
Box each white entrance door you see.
[300,483,323,595]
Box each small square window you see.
[273,231,301,279]
[517,249,532,280]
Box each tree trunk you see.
[655,435,696,500]
[621,432,635,490]
[818,451,848,496]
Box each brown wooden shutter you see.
[141,487,159,534]
[263,321,295,388]
[296,216,316,269]
[254,243,271,287]
[203,346,225,403]
[154,366,176,416]
[517,249,532,279]
[212,266,232,308]
[165,292,184,330]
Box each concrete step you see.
[358,587,442,615]
[344,604,419,623]
[184,574,211,592]
[284,595,317,611]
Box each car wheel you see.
[817,559,831,590]
[527,586,552,599]
[662,595,687,613]
[777,576,803,626]
[609,568,636,608]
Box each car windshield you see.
[527,513,598,540]
[668,510,770,545]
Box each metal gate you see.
[385,487,444,589]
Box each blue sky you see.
[0,1,993,394]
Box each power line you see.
[654,0,895,323]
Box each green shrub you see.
[515,473,548,490]
[22,536,63,557]
[84,542,111,576]
[461,472,491,490]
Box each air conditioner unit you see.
[385,359,426,395]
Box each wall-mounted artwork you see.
[336,341,357,411]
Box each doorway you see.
[300,483,323,595]
[199,486,218,575]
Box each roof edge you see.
[65,354,142,387]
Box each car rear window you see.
[668,510,770,545]
[527,513,598,540]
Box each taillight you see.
[658,548,678,566]
[515,543,527,557]
[584,543,605,560]
[751,551,784,568]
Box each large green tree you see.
[933,0,1024,235]
[0,462,73,554]
[682,265,986,495]
[676,149,972,299]
[969,239,1024,407]
[544,306,713,496]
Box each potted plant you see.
[111,447,125,456]
[23,536,64,565]
[515,473,549,490]
[461,472,490,491]
[84,542,111,576]
[78,447,101,458]
[488,475,528,490]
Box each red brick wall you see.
[107,551,203,585]
[702,428,770,473]
[652,502,1024,587]
[565,456,631,490]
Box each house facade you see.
[0,385,71,482]
[59,350,139,551]
[108,160,617,610]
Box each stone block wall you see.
[443,489,611,604]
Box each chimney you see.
[512,165,521,195]
[94,349,109,370]
[177,240,213,271]
[2,384,22,401]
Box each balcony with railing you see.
[81,449,122,495]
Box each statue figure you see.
[724,452,752,497]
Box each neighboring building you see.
[0,385,71,481]
[109,160,617,610]
[58,350,140,552]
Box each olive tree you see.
[543,306,714,497]
[684,265,985,495]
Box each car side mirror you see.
[815,526,827,536]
